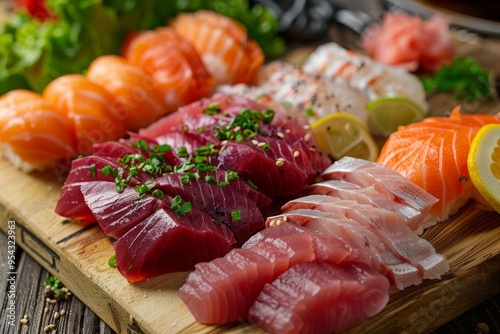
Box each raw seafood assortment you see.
[180,157,448,333]
[55,94,330,282]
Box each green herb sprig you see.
[420,57,493,101]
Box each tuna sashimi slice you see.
[281,198,449,280]
[81,182,158,239]
[248,261,390,334]
[55,156,141,222]
[266,209,422,289]
[179,232,315,324]
[114,204,235,283]
[155,172,266,245]
[179,222,376,324]
[321,156,438,222]
[307,180,423,232]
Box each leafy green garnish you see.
[420,57,493,101]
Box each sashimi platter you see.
[1,1,500,334]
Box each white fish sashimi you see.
[282,197,449,280]
[302,42,428,112]
[217,61,369,125]
[321,156,439,229]
[307,180,423,232]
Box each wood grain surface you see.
[1,10,500,334]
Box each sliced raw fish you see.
[281,198,449,280]
[114,203,235,283]
[248,261,390,334]
[55,156,141,222]
[179,222,376,324]
[155,172,266,244]
[321,156,438,220]
[307,180,423,232]
[266,209,422,289]
[81,182,158,239]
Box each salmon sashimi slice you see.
[266,209,422,290]
[322,156,438,225]
[281,197,449,280]
[307,180,423,232]
[377,107,500,225]
[0,90,76,172]
[122,28,214,110]
[247,261,390,334]
[179,222,377,324]
[86,55,168,131]
[170,10,264,85]
[43,74,126,155]
[114,203,235,283]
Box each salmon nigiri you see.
[86,55,168,131]
[377,107,500,225]
[122,27,214,110]
[0,90,76,172]
[43,74,126,155]
[170,10,264,85]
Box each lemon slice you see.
[311,112,379,162]
[468,123,500,213]
[366,97,426,137]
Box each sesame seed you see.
[44,324,55,332]
[233,126,241,132]
[285,129,291,133]
[276,219,283,226]
[277,132,284,139]
[293,151,300,158]
[283,215,288,221]
[20,318,28,325]
[269,219,276,226]
[44,307,49,314]
[221,140,228,146]
[60,309,65,316]
[54,312,60,320]
[257,142,266,147]
[304,133,311,142]
[309,147,317,152]
[303,124,311,130]
[49,299,57,304]
[46,298,51,303]
[45,286,51,293]
[275,160,284,167]
[52,330,57,334]
[251,139,258,145]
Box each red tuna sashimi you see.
[321,156,438,219]
[179,222,375,324]
[218,131,329,197]
[114,204,236,283]
[139,94,268,137]
[248,261,390,334]
[282,198,449,280]
[55,156,143,222]
[155,172,267,244]
[266,209,422,289]
[307,180,423,232]
[81,182,158,239]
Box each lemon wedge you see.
[468,123,500,213]
[366,97,426,137]
[311,112,379,162]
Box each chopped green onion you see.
[246,179,258,189]
[231,210,241,221]
[108,255,117,267]
[89,164,96,178]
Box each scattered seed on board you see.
[44,324,55,332]
[52,330,57,334]
[60,309,66,316]
[20,318,28,325]
[44,306,49,314]
[54,312,60,320]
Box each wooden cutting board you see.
[1,29,500,334]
